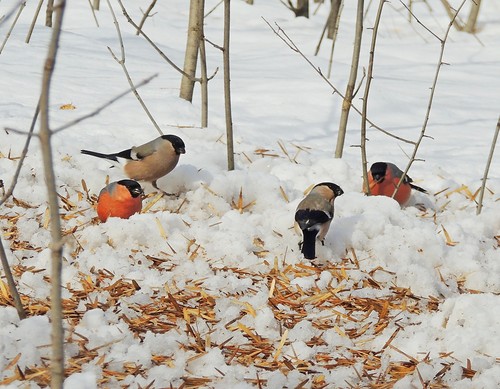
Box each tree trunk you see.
[286,0,309,17]
[179,0,203,102]
[327,0,342,39]
[39,1,67,386]
[46,0,54,27]
[464,0,481,33]
[326,0,343,78]
[335,0,363,158]
[223,0,234,170]
[294,0,309,18]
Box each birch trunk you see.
[179,0,203,102]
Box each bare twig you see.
[0,238,26,319]
[326,0,343,78]
[25,0,44,43]
[38,0,66,386]
[0,1,26,27]
[0,1,26,54]
[199,36,209,127]
[117,0,218,82]
[87,0,100,27]
[279,0,293,12]
[106,0,163,135]
[361,0,386,194]
[0,102,39,206]
[314,7,332,56]
[5,75,158,137]
[136,0,157,35]
[263,18,415,145]
[53,74,158,134]
[205,0,223,18]
[439,0,465,31]
[477,116,499,215]
[393,0,468,199]
[400,1,440,40]
[335,0,364,158]
[0,99,38,323]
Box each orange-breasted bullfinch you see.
[97,179,143,222]
[81,135,186,194]
[295,182,344,260]
[367,162,427,206]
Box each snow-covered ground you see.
[0,0,499,387]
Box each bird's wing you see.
[131,137,161,160]
[387,162,413,183]
[295,209,332,231]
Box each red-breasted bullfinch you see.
[367,162,427,206]
[97,179,143,222]
[295,182,344,260]
[81,135,186,194]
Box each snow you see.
[0,0,499,387]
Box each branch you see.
[438,0,465,31]
[135,0,157,35]
[361,0,387,194]
[25,0,44,43]
[0,101,39,206]
[5,75,158,137]
[205,0,223,18]
[476,116,499,215]
[53,73,158,134]
[399,1,441,40]
[393,0,468,198]
[0,1,26,54]
[106,0,162,135]
[86,0,100,27]
[0,1,26,28]
[0,238,26,319]
[263,18,415,145]
[117,0,218,82]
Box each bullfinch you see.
[295,182,344,260]
[81,135,186,194]
[367,162,427,206]
[97,179,143,222]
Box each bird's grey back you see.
[131,137,163,159]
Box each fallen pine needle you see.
[273,329,289,361]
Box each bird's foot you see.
[159,190,179,198]
[415,203,427,212]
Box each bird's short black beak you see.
[178,147,186,154]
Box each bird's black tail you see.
[81,149,118,162]
[301,229,318,260]
[410,183,427,194]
